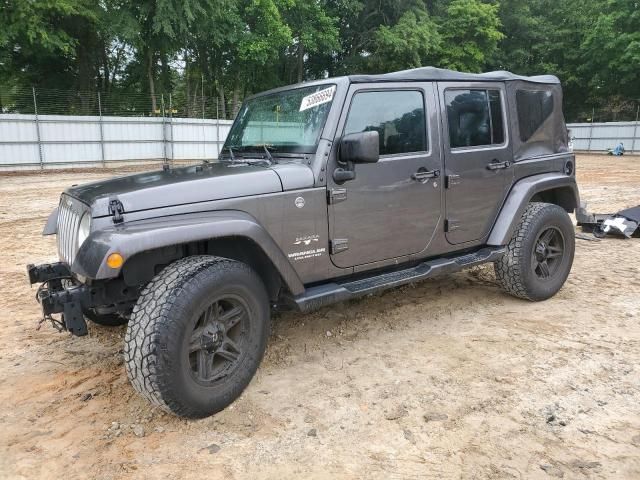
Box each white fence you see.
[3,115,637,170]
[567,121,640,154]
[0,114,233,170]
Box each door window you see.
[445,89,505,148]
[344,90,427,156]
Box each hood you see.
[67,162,283,217]
[66,161,316,217]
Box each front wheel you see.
[124,255,270,418]
[494,202,575,301]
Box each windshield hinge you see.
[327,187,347,205]
[108,198,125,224]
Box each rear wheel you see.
[124,255,270,418]
[495,202,575,301]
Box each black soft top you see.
[349,66,560,85]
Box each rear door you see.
[438,82,514,244]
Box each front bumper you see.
[27,262,139,336]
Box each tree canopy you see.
[1,0,638,121]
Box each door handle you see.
[486,160,511,171]
[411,169,440,182]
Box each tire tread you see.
[124,255,242,416]
[494,202,562,301]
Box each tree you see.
[282,0,340,82]
[436,0,504,72]
[487,0,607,121]
[580,0,640,102]
[1,0,637,122]
[370,7,441,72]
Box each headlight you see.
[77,212,91,248]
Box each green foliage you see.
[437,0,504,72]
[1,0,637,120]
[237,0,292,64]
[371,8,441,72]
[0,0,95,53]
[581,0,640,100]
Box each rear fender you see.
[488,173,579,246]
[72,210,305,295]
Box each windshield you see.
[223,84,336,155]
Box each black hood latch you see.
[108,198,125,224]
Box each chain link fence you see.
[567,102,640,124]
[0,87,223,119]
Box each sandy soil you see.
[0,155,639,479]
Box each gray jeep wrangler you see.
[28,67,579,418]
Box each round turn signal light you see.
[106,253,124,269]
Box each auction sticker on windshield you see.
[300,86,336,112]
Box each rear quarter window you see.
[516,90,554,142]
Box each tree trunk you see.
[218,81,226,119]
[185,52,191,117]
[110,45,124,89]
[75,27,98,114]
[160,49,171,94]
[297,40,305,83]
[101,39,111,93]
[232,87,241,118]
[147,49,157,114]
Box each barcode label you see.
[299,86,336,112]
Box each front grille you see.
[56,195,86,266]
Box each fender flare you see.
[72,210,305,295]
[487,173,579,246]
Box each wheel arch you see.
[488,173,579,246]
[121,236,286,301]
[73,210,304,297]
[529,186,577,212]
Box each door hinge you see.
[330,238,349,254]
[327,187,347,204]
[445,219,460,232]
[108,198,125,224]
[446,174,461,189]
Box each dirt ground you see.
[1,155,639,479]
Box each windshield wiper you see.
[225,145,236,162]
[262,144,275,164]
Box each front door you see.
[438,82,514,244]
[328,83,442,268]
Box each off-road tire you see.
[84,309,128,327]
[124,255,270,418]
[494,202,575,301]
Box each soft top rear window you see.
[516,90,554,142]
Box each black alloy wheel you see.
[531,226,565,280]
[189,296,248,384]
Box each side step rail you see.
[293,246,505,312]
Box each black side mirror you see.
[333,131,379,183]
[340,131,379,164]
